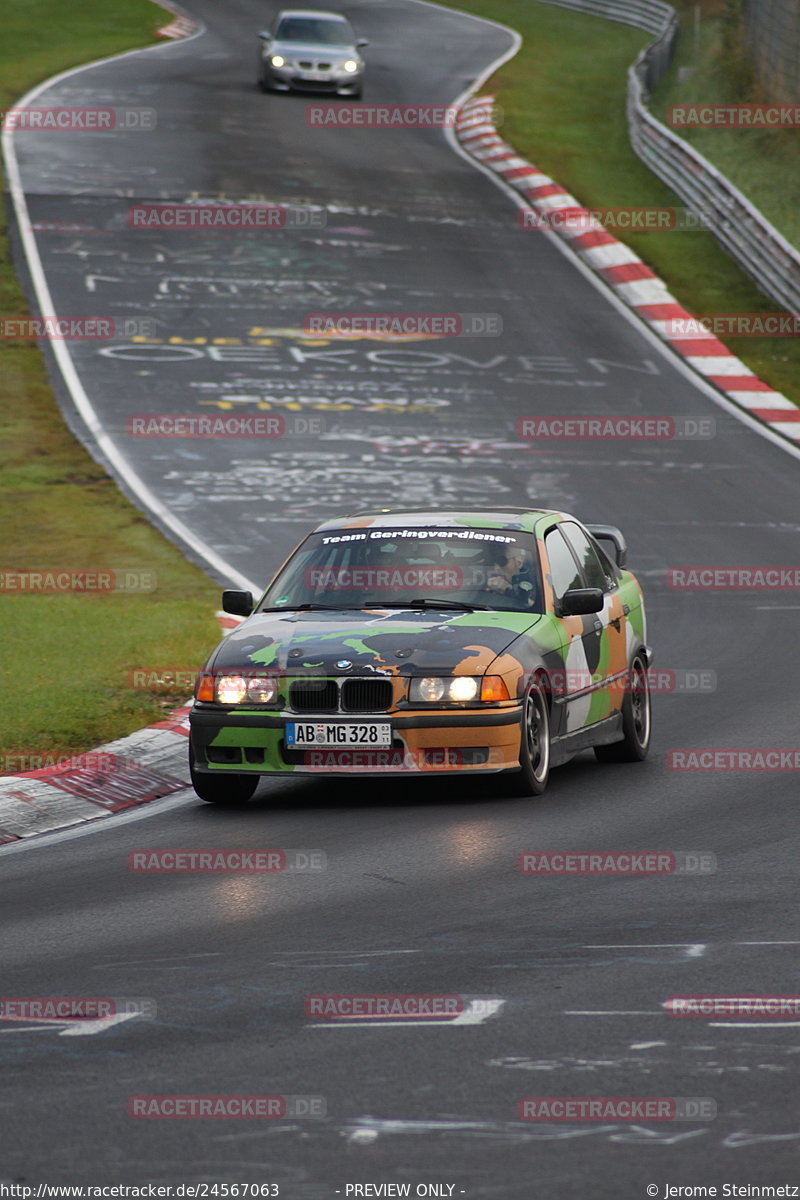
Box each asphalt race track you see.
[2,1,800,1194]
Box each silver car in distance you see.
[258,9,367,97]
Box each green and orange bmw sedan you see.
[189,508,652,802]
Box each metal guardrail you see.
[533,0,673,35]
[536,0,800,314]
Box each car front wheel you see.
[189,744,259,804]
[594,652,651,763]
[503,678,551,796]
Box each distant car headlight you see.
[409,676,481,703]
[215,674,277,705]
[343,59,359,73]
[270,54,286,67]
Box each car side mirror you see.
[585,524,627,568]
[258,31,272,41]
[560,588,604,616]
[357,38,369,47]
[222,589,254,617]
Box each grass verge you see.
[1,0,221,770]
[438,0,800,405]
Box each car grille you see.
[289,679,338,712]
[291,78,338,90]
[297,60,332,70]
[289,677,393,713]
[341,678,393,713]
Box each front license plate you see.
[286,721,392,748]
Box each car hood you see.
[270,40,357,57]
[210,608,543,677]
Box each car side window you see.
[544,527,584,602]
[559,522,614,592]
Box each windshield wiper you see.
[358,598,489,611]
[259,603,342,612]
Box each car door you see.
[557,521,629,723]
[542,523,621,733]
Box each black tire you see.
[503,677,551,796]
[594,652,651,763]
[190,744,259,805]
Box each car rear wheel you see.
[190,744,259,804]
[594,652,651,763]
[502,678,551,796]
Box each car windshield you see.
[261,528,544,614]
[275,17,352,44]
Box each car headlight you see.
[214,674,278,705]
[409,676,480,703]
[343,59,359,72]
[270,54,286,67]
[408,676,511,703]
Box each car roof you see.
[311,508,568,534]
[275,10,350,21]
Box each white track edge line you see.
[1,6,260,593]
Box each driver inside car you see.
[486,544,538,608]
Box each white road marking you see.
[0,1025,57,1034]
[587,943,707,955]
[0,1012,141,1036]
[565,1011,661,1016]
[276,949,420,956]
[59,1011,140,1036]
[97,953,221,968]
[709,1022,800,1028]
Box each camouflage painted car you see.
[189,508,652,802]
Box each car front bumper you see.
[261,64,362,93]
[189,705,523,777]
